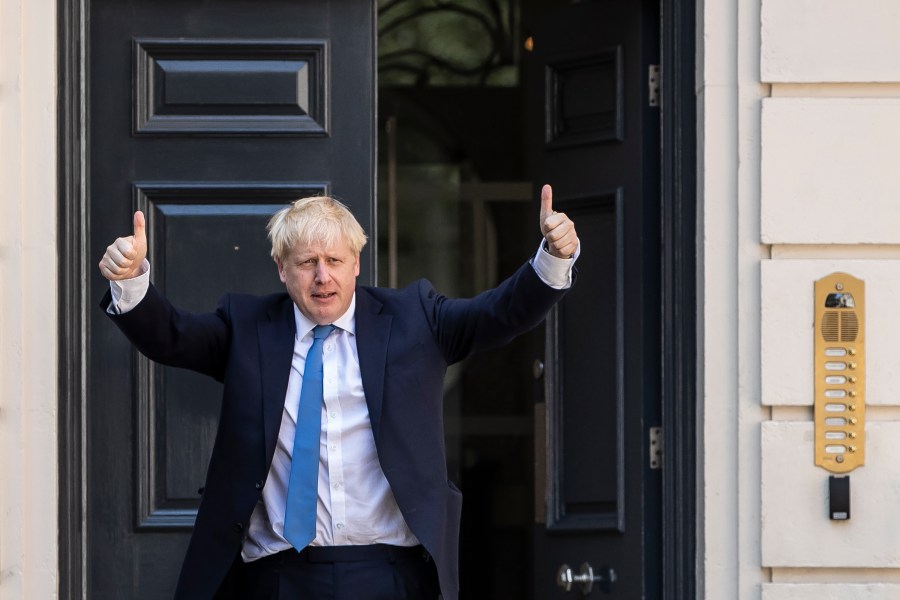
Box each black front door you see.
[531,1,662,597]
[78,1,375,596]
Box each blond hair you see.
[267,196,368,263]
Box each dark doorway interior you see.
[375,2,572,597]
[376,67,539,600]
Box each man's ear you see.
[276,259,287,283]
[353,254,360,277]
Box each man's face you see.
[277,237,360,325]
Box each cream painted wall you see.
[761,0,900,82]
[761,98,900,244]
[697,0,768,597]
[762,260,900,407]
[0,0,59,598]
[732,0,900,599]
[763,583,900,600]
[762,422,900,568]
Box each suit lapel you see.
[258,296,296,464]
[354,288,391,442]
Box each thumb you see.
[540,184,553,219]
[133,210,146,245]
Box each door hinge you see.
[648,64,660,107]
[649,426,662,469]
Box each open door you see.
[373,0,681,597]
[530,1,662,597]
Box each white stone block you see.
[763,583,900,600]
[761,98,900,244]
[761,259,900,406]
[761,421,900,567]
[761,0,900,82]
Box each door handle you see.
[557,562,616,595]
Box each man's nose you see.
[314,263,331,283]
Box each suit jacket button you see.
[233,522,244,532]
[255,480,264,490]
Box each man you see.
[98,184,579,599]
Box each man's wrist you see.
[109,259,151,314]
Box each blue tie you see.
[283,323,335,550]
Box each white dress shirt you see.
[240,297,419,560]
[107,241,579,559]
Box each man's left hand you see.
[539,184,578,259]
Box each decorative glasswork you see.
[378,0,519,86]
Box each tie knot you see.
[313,324,335,340]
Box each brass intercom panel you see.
[814,273,865,474]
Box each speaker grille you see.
[821,310,858,342]
[822,311,839,342]
[841,312,859,342]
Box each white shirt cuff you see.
[107,259,151,314]
[530,240,580,290]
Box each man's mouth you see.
[312,292,336,299]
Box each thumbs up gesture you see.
[98,211,148,281]
[539,184,578,259]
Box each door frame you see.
[57,0,697,598]
[58,0,90,595]
[658,0,697,598]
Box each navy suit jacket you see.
[102,258,571,600]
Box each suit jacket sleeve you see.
[425,259,572,365]
[100,283,232,382]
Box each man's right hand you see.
[99,211,148,281]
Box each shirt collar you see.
[292,293,357,340]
